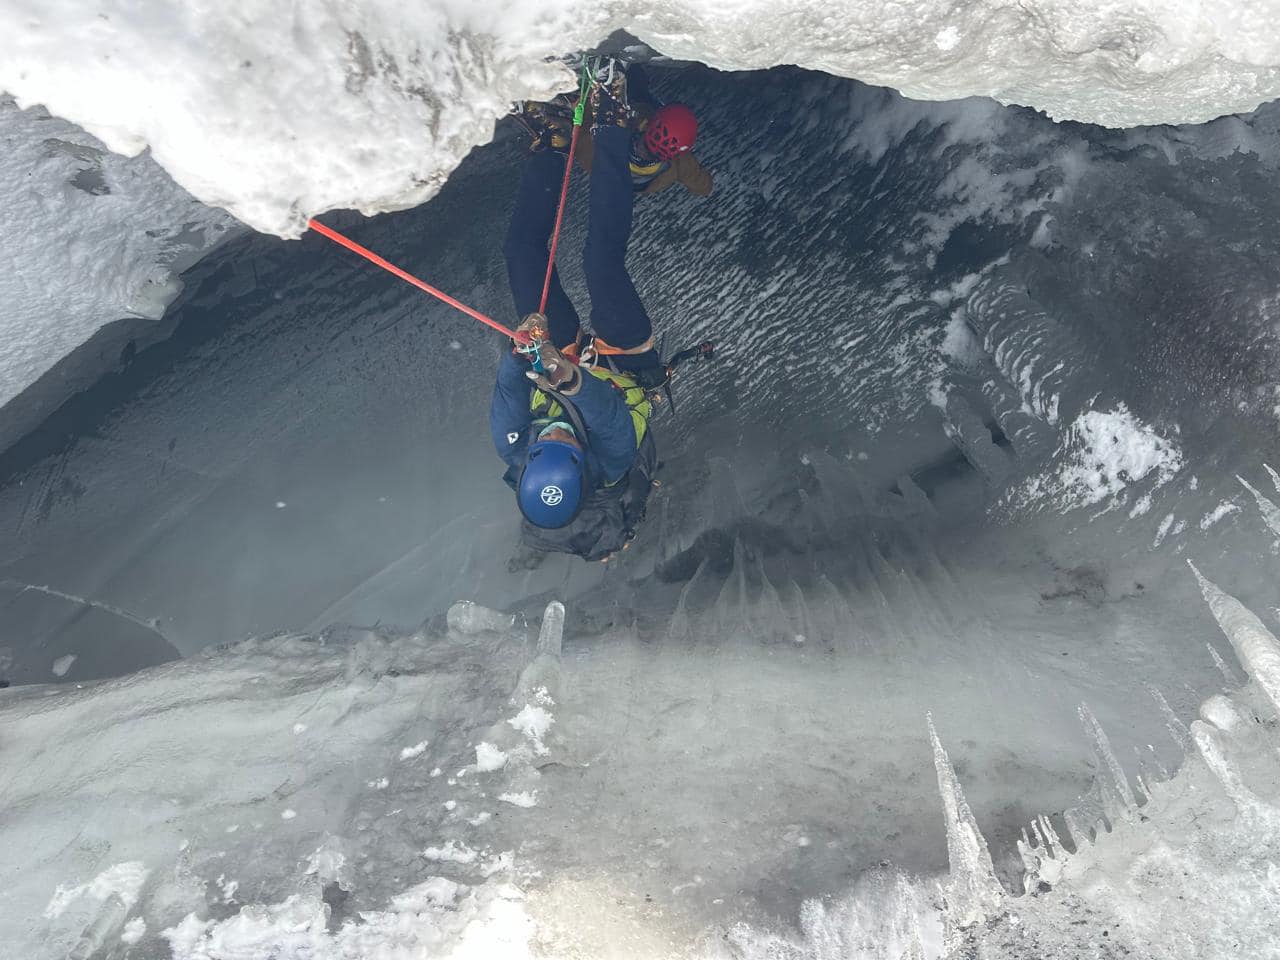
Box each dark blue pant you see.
[504,125,653,352]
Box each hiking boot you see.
[589,59,632,130]
[514,98,575,153]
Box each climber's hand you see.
[524,340,580,393]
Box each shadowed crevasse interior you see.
[3,65,1280,947]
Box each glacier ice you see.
[4,45,1280,960]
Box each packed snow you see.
[3,0,1280,245]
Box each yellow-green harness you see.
[530,368,652,486]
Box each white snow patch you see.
[280,809,297,820]
[367,777,390,790]
[481,851,515,877]
[216,874,239,903]
[475,741,509,772]
[305,840,347,886]
[423,841,479,864]
[941,311,981,363]
[51,654,76,677]
[44,862,149,918]
[507,703,555,754]
[292,723,307,734]
[1015,405,1183,513]
[120,916,146,944]
[162,877,533,960]
[498,791,538,808]
[935,26,961,51]
[1200,501,1242,530]
[399,740,429,761]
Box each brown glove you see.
[515,313,549,345]
[525,340,581,393]
[515,312,580,392]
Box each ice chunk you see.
[447,602,514,636]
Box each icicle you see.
[666,558,707,643]
[1236,475,1280,537]
[513,601,564,706]
[536,601,564,657]
[1078,703,1138,814]
[1062,808,1096,852]
[1018,813,1066,889]
[1191,721,1268,816]
[1037,815,1066,860]
[1188,561,1280,721]
[1266,463,1280,496]
[751,551,788,643]
[1135,742,1168,789]
[927,714,1004,928]
[1017,828,1040,888]
[896,872,930,960]
[1145,683,1191,752]
[1206,642,1244,688]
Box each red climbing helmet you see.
[644,104,698,160]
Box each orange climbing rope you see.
[307,218,519,340]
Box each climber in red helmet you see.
[507,60,713,367]
[515,62,713,198]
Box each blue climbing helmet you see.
[518,437,585,528]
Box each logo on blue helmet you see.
[518,439,584,528]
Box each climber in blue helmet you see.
[491,313,657,567]
[517,420,586,528]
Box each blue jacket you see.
[490,352,638,488]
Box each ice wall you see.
[3,1,1280,240]
[0,98,233,445]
